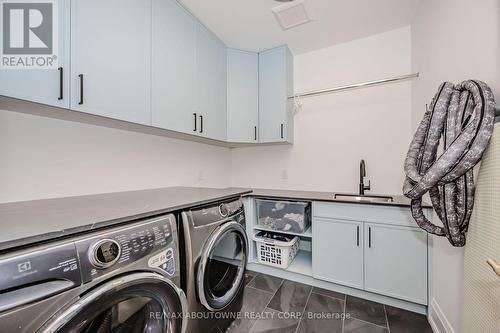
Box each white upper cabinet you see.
[151,0,197,135]
[70,0,151,125]
[196,24,227,141]
[151,1,227,141]
[226,49,259,143]
[259,45,294,143]
[0,0,70,108]
[1,1,294,146]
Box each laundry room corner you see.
[230,26,413,195]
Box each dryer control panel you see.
[190,198,244,227]
[76,214,178,283]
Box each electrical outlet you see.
[281,169,288,180]
[198,170,204,181]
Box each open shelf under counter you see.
[252,225,312,238]
[249,250,312,276]
[286,250,312,276]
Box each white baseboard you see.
[428,299,456,333]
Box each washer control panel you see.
[0,242,81,294]
[147,247,175,276]
[76,214,177,282]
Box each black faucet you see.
[359,159,371,195]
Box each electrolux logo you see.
[1,0,58,69]
[17,260,31,272]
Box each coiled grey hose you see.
[403,80,496,247]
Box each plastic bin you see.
[252,231,299,269]
[256,199,311,234]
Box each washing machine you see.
[180,198,248,333]
[0,214,187,333]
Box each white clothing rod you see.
[289,73,419,99]
[288,73,499,119]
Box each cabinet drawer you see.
[313,202,427,228]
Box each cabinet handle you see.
[356,226,360,247]
[254,126,257,141]
[280,124,284,139]
[368,227,372,248]
[78,74,84,105]
[57,67,63,100]
[193,113,197,132]
[199,115,203,133]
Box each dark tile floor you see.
[213,271,433,333]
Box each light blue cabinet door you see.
[151,0,197,134]
[259,45,293,143]
[70,0,151,125]
[196,24,226,141]
[313,217,364,289]
[226,49,258,143]
[0,0,70,108]
[364,223,428,304]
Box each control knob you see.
[88,239,121,269]
[219,203,229,217]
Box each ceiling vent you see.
[272,0,312,30]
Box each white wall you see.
[231,27,412,195]
[0,110,232,203]
[412,0,500,130]
[411,1,500,333]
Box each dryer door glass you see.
[39,273,186,333]
[199,222,247,311]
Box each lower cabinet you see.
[313,218,363,289]
[364,223,427,304]
[312,203,429,305]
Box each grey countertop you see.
[246,188,432,209]
[0,186,430,253]
[0,187,251,252]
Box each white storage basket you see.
[252,231,299,269]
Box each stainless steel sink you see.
[333,193,394,203]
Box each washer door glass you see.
[40,273,185,333]
[199,222,247,311]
